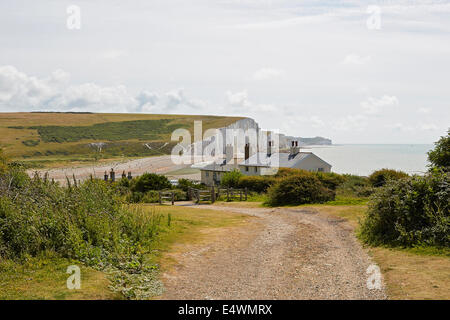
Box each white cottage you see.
[199,142,332,186]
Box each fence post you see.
[158,191,162,205]
[211,186,215,203]
[240,189,242,201]
[227,188,230,202]
[171,192,175,205]
[245,187,248,201]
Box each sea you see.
[299,144,434,176]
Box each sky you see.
[0,0,449,144]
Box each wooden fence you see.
[158,191,175,205]
[187,187,248,203]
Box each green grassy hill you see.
[0,112,243,166]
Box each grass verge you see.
[0,254,120,300]
[312,204,450,299]
[0,204,249,300]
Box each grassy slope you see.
[0,112,244,160]
[0,205,249,300]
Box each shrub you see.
[273,167,303,178]
[177,178,205,192]
[428,129,450,170]
[0,171,164,263]
[368,168,409,187]
[131,173,172,193]
[266,172,335,206]
[141,190,160,203]
[273,168,346,191]
[315,172,346,190]
[360,170,450,247]
[221,169,243,188]
[336,174,374,198]
[22,139,40,147]
[238,175,276,193]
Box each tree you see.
[130,173,172,193]
[221,169,243,188]
[428,129,450,170]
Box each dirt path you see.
[160,204,387,300]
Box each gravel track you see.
[160,205,387,300]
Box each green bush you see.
[315,172,346,190]
[336,174,374,198]
[177,178,205,192]
[221,169,243,188]
[428,129,450,171]
[368,168,409,187]
[128,189,187,204]
[0,171,164,263]
[238,175,276,193]
[141,190,160,203]
[131,173,172,193]
[266,172,335,206]
[360,170,450,247]
[273,167,303,178]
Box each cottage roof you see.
[239,152,331,168]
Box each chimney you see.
[245,143,250,160]
[290,140,299,156]
[110,168,115,182]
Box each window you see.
[245,166,249,172]
[205,171,209,177]
[255,167,258,173]
[318,168,324,172]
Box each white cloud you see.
[164,88,207,112]
[252,68,284,81]
[225,90,278,114]
[226,90,251,109]
[342,54,372,65]
[417,107,432,114]
[361,95,399,115]
[0,65,61,109]
[0,66,206,114]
